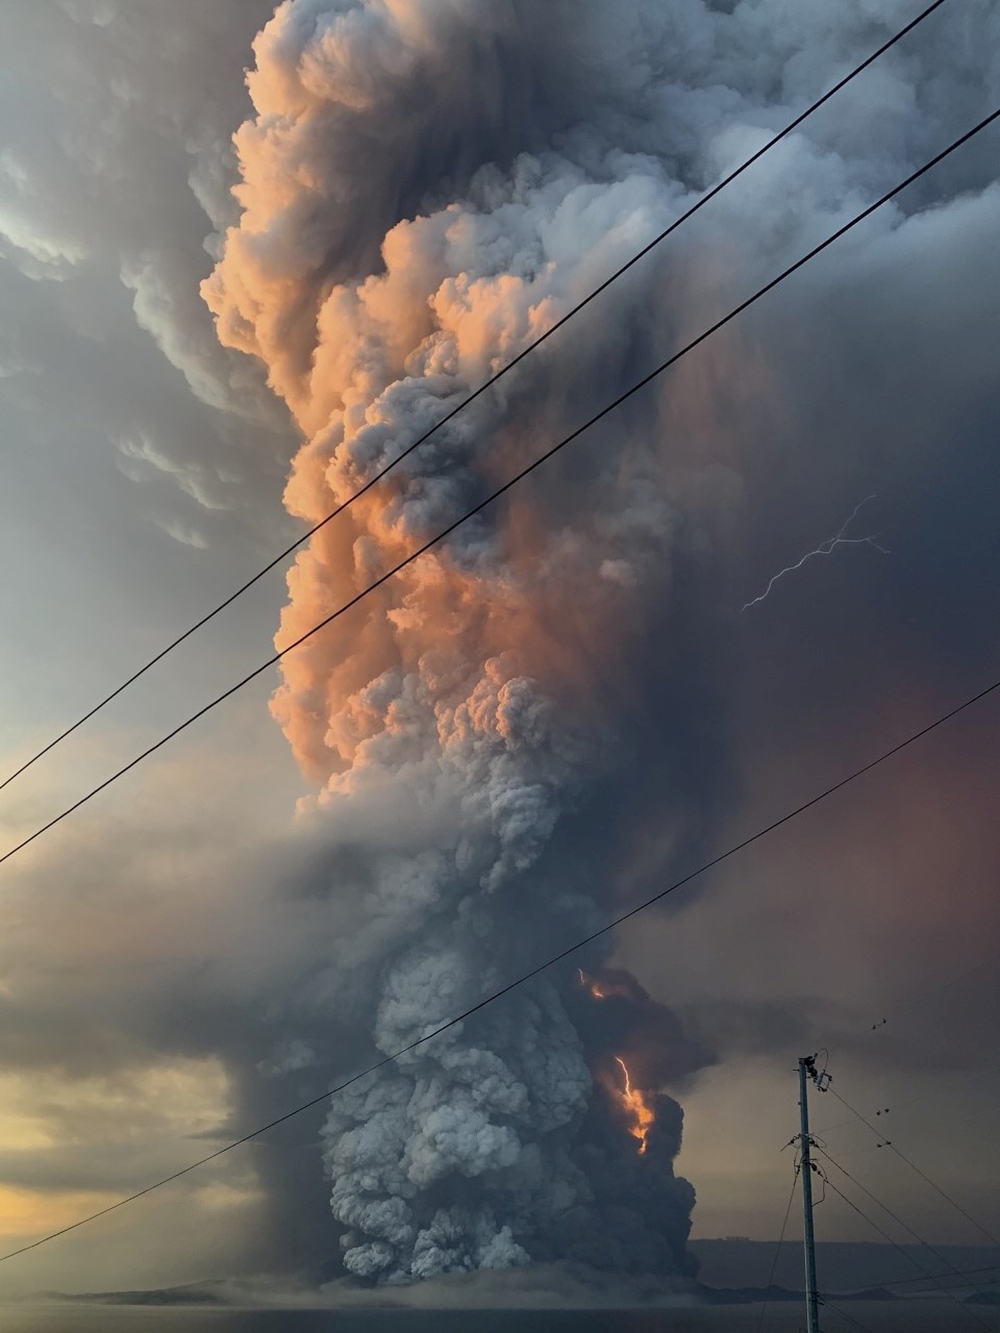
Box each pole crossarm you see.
[799,1054,832,1333]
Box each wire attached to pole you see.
[817,1162,996,1333]
[829,1089,1000,1248]
[755,1167,800,1333]
[2,86,1000,1277]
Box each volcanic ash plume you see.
[204,0,735,1282]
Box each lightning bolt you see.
[741,495,889,615]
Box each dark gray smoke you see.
[4,0,1000,1299]
[199,0,1000,1284]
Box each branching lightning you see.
[741,495,889,614]
[614,1056,654,1155]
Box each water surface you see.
[0,1303,963,1332]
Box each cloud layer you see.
[2,0,1000,1294]
[201,0,1000,1282]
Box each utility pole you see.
[798,1054,828,1333]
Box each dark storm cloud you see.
[0,0,294,555]
[194,0,1000,1281]
[3,0,1000,1290]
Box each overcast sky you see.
[1,0,1000,1300]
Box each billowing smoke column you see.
[204,0,736,1282]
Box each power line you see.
[817,1147,987,1289]
[895,1099,1000,1139]
[818,1099,1000,1159]
[6,609,1000,1262]
[755,1166,799,1333]
[814,1061,1000,1138]
[830,1090,1000,1248]
[817,1297,878,1333]
[819,1170,996,1332]
[868,956,995,1033]
[780,1116,999,1321]
[0,0,950,797]
[810,969,1000,1166]
[2,86,998,1275]
[883,1263,1000,1291]
[2,102,998,873]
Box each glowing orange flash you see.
[614,1056,654,1155]
[577,968,608,999]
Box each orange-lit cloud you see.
[0,1186,116,1243]
[613,1055,655,1155]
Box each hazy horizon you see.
[1,0,998,1306]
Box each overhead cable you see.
[3,87,1000,1273]
[755,1167,800,1333]
[829,1089,1000,1248]
[817,1148,984,1287]
[817,1298,878,1333]
[3,100,998,873]
[0,0,951,796]
[6,539,1000,1258]
[819,1171,995,1333]
[881,1263,1000,1291]
[814,1061,1000,1138]
[869,956,995,1032]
